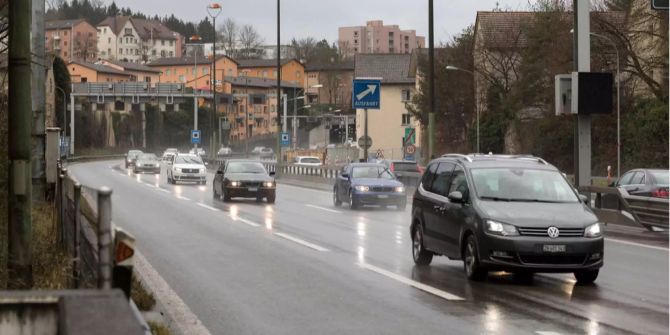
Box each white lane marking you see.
[273,232,329,252]
[235,216,261,227]
[133,251,212,335]
[278,183,331,194]
[144,183,156,188]
[197,203,220,212]
[176,195,191,201]
[606,238,669,251]
[535,332,563,335]
[305,204,342,214]
[156,188,170,193]
[358,262,464,301]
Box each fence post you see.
[97,187,113,289]
[73,182,81,288]
[57,168,64,247]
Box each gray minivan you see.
[410,154,603,284]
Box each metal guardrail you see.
[56,162,135,292]
[581,185,669,231]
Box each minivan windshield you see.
[471,168,579,203]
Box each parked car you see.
[213,160,276,203]
[294,156,322,166]
[167,154,207,185]
[217,147,233,158]
[133,153,161,174]
[162,148,179,162]
[381,160,422,187]
[259,147,274,159]
[125,150,143,169]
[410,154,603,284]
[250,146,264,155]
[333,163,406,210]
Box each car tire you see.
[222,188,231,202]
[574,270,599,285]
[464,235,487,281]
[349,190,359,210]
[267,192,276,204]
[333,188,342,207]
[412,224,433,265]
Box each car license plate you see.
[543,245,566,253]
[378,195,389,199]
[248,187,258,192]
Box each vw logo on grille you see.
[547,226,560,238]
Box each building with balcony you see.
[237,59,305,88]
[96,16,182,63]
[45,19,98,63]
[147,55,238,90]
[338,20,425,59]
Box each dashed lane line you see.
[606,238,668,251]
[197,203,221,212]
[305,204,342,214]
[273,232,329,252]
[358,262,464,301]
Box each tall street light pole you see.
[207,3,221,157]
[445,65,478,153]
[276,0,282,162]
[591,32,621,179]
[186,35,203,150]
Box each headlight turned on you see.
[230,181,241,187]
[395,186,405,193]
[355,185,370,192]
[264,181,275,188]
[584,222,602,238]
[485,220,520,236]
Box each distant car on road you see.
[410,154,603,284]
[162,148,178,162]
[381,160,422,187]
[189,147,206,159]
[613,168,669,198]
[133,153,161,174]
[217,147,233,158]
[125,150,143,169]
[167,154,207,185]
[259,147,274,160]
[333,163,406,210]
[294,156,322,166]
[213,160,276,203]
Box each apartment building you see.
[237,59,305,87]
[97,16,182,63]
[68,61,133,83]
[97,59,162,83]
[45,19,98,63]
[147,55,238,90]
[338,20,425,58]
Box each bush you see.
[621,97,669,170]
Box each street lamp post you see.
[445,65,478,153]
[207,3,221,157]
[591,32,621,179]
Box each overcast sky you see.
[111,0,530,44]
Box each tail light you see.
[651,189,669,198]
[389,164,394,173]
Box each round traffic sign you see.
[405,144,416,155]
[357,136,372,149]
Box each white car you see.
[189,147,206,158]
[162,148,179,162]
[167,154,207,185]
[294,156,322,166]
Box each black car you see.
[333,163,407,210]
[125,150,143,168]
[133,153,161,174]
[213,160,276,203]
[410,154,603,284]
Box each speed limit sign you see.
[405,144,416,155]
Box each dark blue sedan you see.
[333,163,407,210]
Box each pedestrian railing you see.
[581,185,669,231]
[56,162,135,294]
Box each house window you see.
[401,89,411,101]
[64,41,67,46]
[169,51,173,57]
[64,51,68,57]
[192,67,196,75]
[161,50,166,57]
[296,71,301,78]
[64,30,68,36]
[179,75,185,82]
[262,70,268,78]
[169,40,173,46]
[108,48,111,55]
[108,37,111,43]
[152,49,156,56]
[124,28,132,35]
[166,69,171,75]
[119,48,123,55]
[401,113,411,125]
[161,40,165,46]
[204,67,210,75]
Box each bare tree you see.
[238,24,264,59]
[290,37,317,63]
[219,18,238,58]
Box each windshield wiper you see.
[377,168,391,178]
[480,196,513,201]
[508,199,565,203]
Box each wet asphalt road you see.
[69,160,669,335]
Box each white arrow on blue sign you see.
[352,79,381,109]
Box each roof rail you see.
[509,155,549,165]
[441,153,473,162]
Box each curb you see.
[133,251,212,335]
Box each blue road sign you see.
[352,79,381,109]
[281,132,290,146]
[191,130,201,144]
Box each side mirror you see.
[341,173,349,179]
[448,191,464,203]
[579,194,588,204]
[269,171,276,177]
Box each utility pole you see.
[8,0,34,288]
[31,0,46,201]
[207,3,221,157]
[427,0,435,160]
[573,0,591,193]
